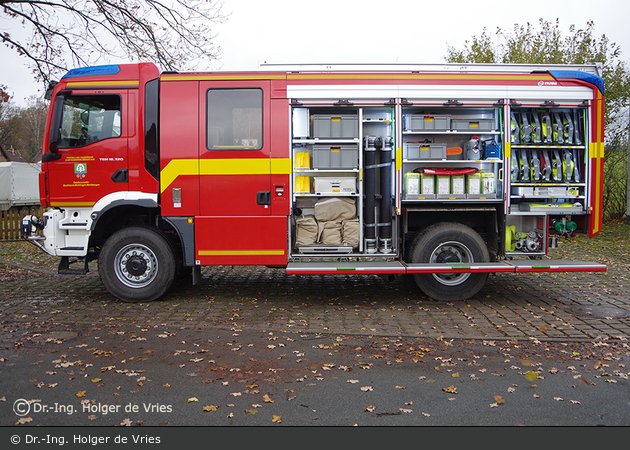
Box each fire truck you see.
[22,62,607,303]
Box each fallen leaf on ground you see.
[365,405,376,412]
[15,417,33,425]
[245,409,258,415]
[120,418,132,426]
[493,395,505,404]
[187,397,199,403]
[262,394,274,403]
[524,371,538,382]
[272,415,282,423]
[76,391,86,398]
[360,386,373,392]
[91,378,102,383]
[442,385,458,394]
[203,405,218,412]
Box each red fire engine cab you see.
[22,62,607,302]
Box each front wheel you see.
[409,222,489,302]
[99,227,176,302]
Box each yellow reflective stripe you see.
[198,158,269,175]
[66,80,139,88]
[162,75,285,81]
[589,142,604,159]
[198,250,285,256]
[395,145,402,172]
[505,142,511,159]
[50,202,94,207]
[271,158,292,174]
[160,158,291,192]
[160,159,199,193]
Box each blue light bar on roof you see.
[549,70,605,96]
[62,65,121,79]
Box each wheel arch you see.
[402,206,500,262]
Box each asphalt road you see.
[0,226,629,433]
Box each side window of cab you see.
[59,95,122,148]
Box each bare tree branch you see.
[1,0,228,85]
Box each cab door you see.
[44,92,128,208]
[195,80,287,266]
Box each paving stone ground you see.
[1,223,629,343]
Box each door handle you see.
[256,191,271,205]
[111,168,128,183]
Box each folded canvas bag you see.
[314,197,356,222]
[342,218,360,248]
[317,220,343,245]
[295,214,318,246]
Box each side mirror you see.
[44,81,58,101]
[48,90,71,153]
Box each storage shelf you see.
[506,251,545,257]
[403,159,503,164]
[403,131,500,135]
[511,144,586,149]
[294,169,359,173]
[509,205,586,215]
[403,198,502,203]
[510,196,584,199]
[293,139,360,144]
[511,182,585,187]
[294,193,359,197]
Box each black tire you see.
[99,227,176,302]
[409,222,489,302]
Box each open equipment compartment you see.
[290,105,396,257]
[401,105,504,202]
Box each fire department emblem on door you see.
[74,163,87,179]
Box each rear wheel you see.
[99,227,176,302]
[409,222,489,302]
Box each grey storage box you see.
[313,144,359,169]
[405,142,447,160]
[452,118,495,132]
[405,114,451,131]
[314,177,357,195]
[313,115,359,138]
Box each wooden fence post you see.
[1,207,43,241]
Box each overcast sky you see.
[2,0,630,105]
